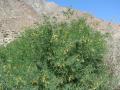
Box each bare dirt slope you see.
[0,0,120,89]
[0,0,39,45]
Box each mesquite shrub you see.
[0,18,109,90]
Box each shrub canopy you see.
[0,19,109,90]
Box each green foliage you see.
[0,18,109,90]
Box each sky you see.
[48,0,120,24]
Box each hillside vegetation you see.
[0,18,110,90]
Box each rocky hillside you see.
[0,0,120,89]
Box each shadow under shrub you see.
[0,18,110,90]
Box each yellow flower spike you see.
[64,48,69,54]
[52,34,57,38]
[68,75,74,82]
[16,76,26,85]
[3,65,8,72]
[52,34,58,41]
[57,64,60,67]
[57,63,64,68]
[42,77,46,83]
[42,75,48,83]
[32,80,38,86]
